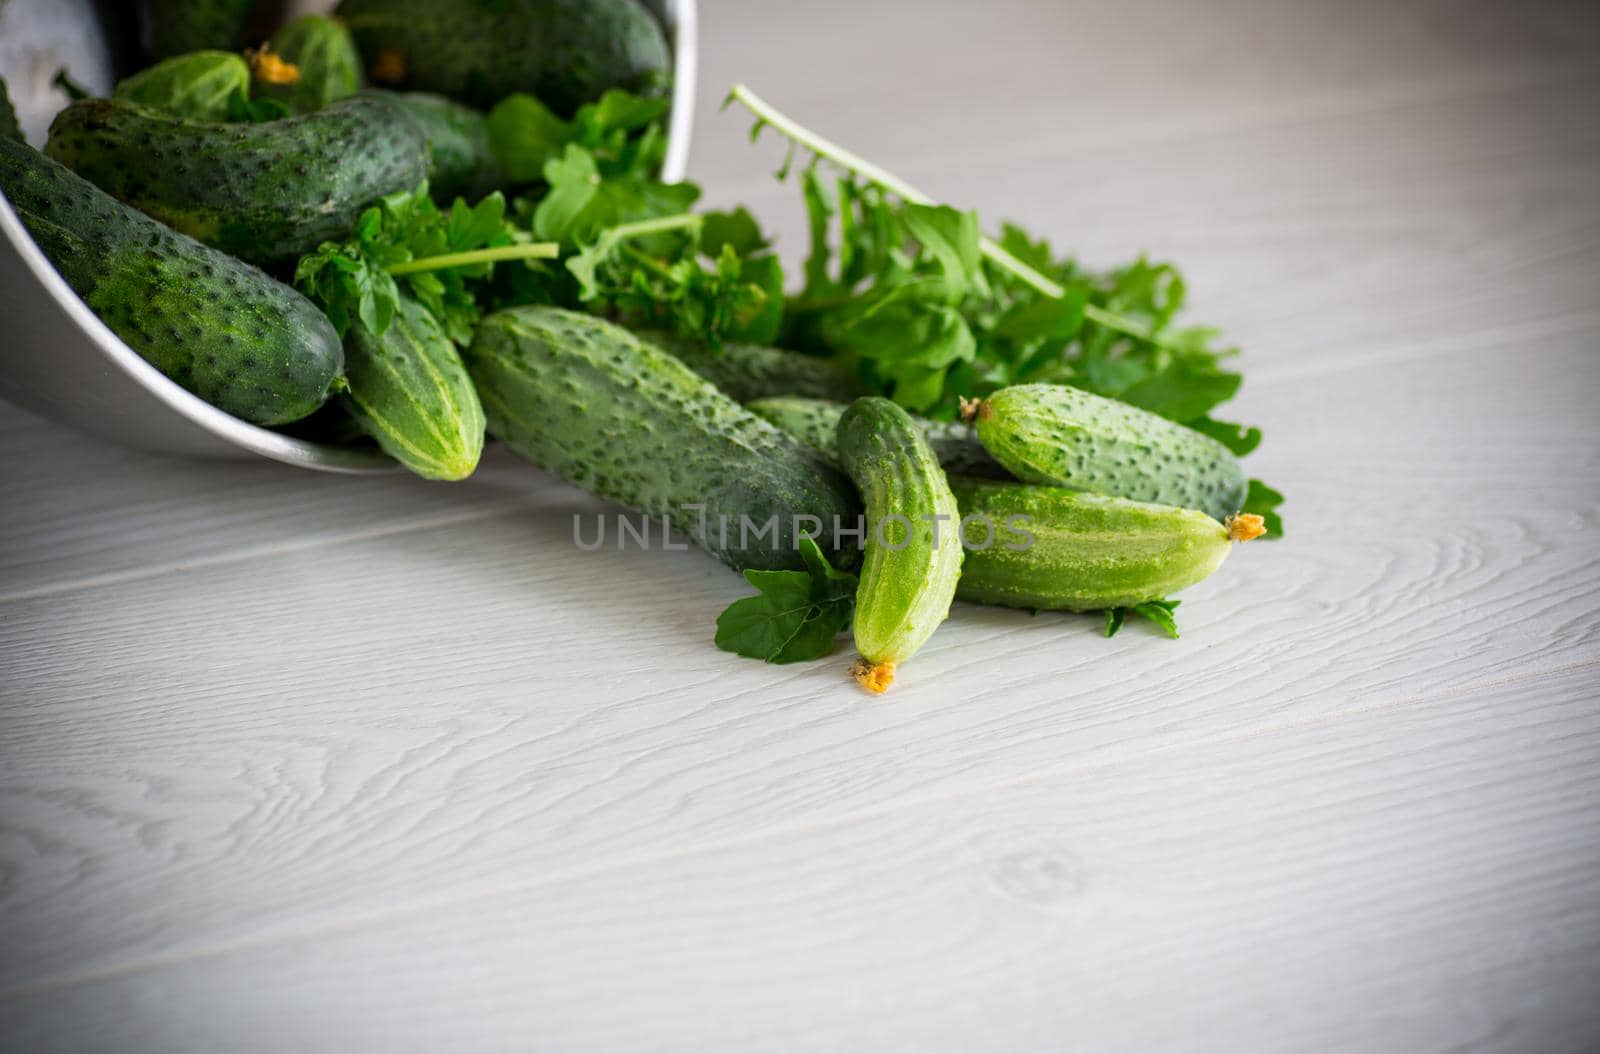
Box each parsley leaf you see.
[714,537,857,664]
[1104,598,1182,639]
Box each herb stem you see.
[727,83,1169,347]
[386,242,560,275]
[603,213,703,241]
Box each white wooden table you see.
[3,1,1598,1050]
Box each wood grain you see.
[3,669,1594,1052]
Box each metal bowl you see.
[0,0,697,472]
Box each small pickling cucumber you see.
[948,477,1261,612]
[45,95,429,266]
[0,137,341,425]
[643,332,867,404]
[336,0,671,116]
[255,15,364,114]
[968,384,1248,522]
[369,91,505,201]
[467,307,860,572]
[342,296,485,480]
[835,397,963,694]
[749,396,1009,480]
[139,0,257,60]
[113,51,251,121]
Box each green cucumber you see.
[342,296,485,480]
[467,307,860,572]
[835,397,963,693]
[749,396,1009,480]
[948,478,1251,612]
[256,15,364,114]
[336,0,671,116]
[0,137,341,425]
[643,332,867,404]
[370,91,504,201]
[139,0,257,60]
[969,384,1248,522]
[113,51,252,121]
[45,94,429,266]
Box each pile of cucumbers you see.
[0,0,1271,692]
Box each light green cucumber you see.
[948,478,1252,612]
[342,296,484,480]
[835,397,963,693]
[970,384,1248,522]
[113,51,251,121]
[256,15,364,114]
[749,396,1008,480]
[642,332,867,404]
[467,307,860,572]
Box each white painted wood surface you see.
[2,1,1597,1050]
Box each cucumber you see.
[749,396,1009,480]
[835,397,963,693]
[336,0,671,116]
[642,332,867,404]
[467,307,860,572]
[113,51,251,121]
[342,296,485,480]
[45,95,429,266]
[139,0,257,60]
[969,384,1248,522]
[369,91,504,201]
[0,137,342,425]
[256,15,364,114]
[948,478,1250,612]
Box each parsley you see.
[714,537,857,664]
[294,184,556,342]
[1104,598,1182,639]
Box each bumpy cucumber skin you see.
[643,332,868,405]
[948,478,1231,611]
[45,95,429,265]
[370,91,504,201]
[343,297,485,480]
[749,396,1009,480]
[261,15,364,114]
[336,0,671,116]
[112,51,252,121]
[467,307,860,572]
[836,398,963,669]
[976,384,1248,523]
[0,137,342,425]
[139,0,256,59]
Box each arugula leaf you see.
[1104,598,1182,639]
[488,88,672,185]
[714,536,857,664]
[1191,416,1263,456]
[1241,479,1286,538]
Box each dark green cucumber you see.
[369,91,504,201]
[642,332,867,404]
[971,384,1248,522]
[257,15,364,114]
[0,136,341,425]
[343,296,485,480]
[749,396,1009,480]
[336,0,671,116]
[45,94,429,265]
[835,398,963,693]
[113,51,252,121]
[949,478,1240,612]
[467,307,860,572]
[139,0,257,59]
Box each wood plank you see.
[1,336,1594,989]
[3,667,1594,1052]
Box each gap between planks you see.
[2,654,1591,1005]
[3,310,1595,608]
